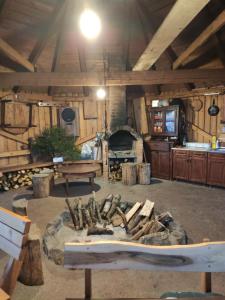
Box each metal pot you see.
[208,99,220,116]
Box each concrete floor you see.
[1,178,225,300]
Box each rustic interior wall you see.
[0,98,106,168]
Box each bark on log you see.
[137,163,151,185]
[32,174,50,198]
[107,194,121,220]
[132,221,153,240]
[95,202,102,224]
[121,163,137,186]
[87,227,114,235]
[65,198,77,230]
[83,208,93,227]
[78,199,83,230]
[116,207,128,232]
[19,224,44,286]
[12,198,28,216]
[100,194,113,212]
[130,216,149,235]
[101,197,113,219]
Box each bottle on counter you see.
[211,135,217,150]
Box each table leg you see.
[65,177,69,197]
[89,177,94,190]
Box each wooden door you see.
[150,151,159,177]
[207,153,225,187]
[172,150,189,180]
[158,151,170,179]
[189,151,207,183]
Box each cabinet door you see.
[172,150,189,180]
[189,152,207,183]
[158,152,170,179]
[150,151,159,177]
[207,154,225,187]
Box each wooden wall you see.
[0,98,105,168]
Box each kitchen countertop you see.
[172,147,225,154]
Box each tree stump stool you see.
[122,163,137,186]
[32,174,50,198]
[137,163,151,185]
[40,168,54,193]
[19,224,44,286]
[12,198,28,216]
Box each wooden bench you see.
[64,240,225,300]
[0,207,31,300]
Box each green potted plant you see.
[30,127,80,162]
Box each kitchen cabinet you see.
[145,141,173,180]
[172,150,207,184]
[149,106,179,137]
[207,153,225,187]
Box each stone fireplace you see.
[102,125,143,179]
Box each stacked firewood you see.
[0,167,58,191]
[65,193,173,241]
[109,161,122,181]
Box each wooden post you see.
[32,174,50,198]
[137,163,151,185]
[200,238,212,293]
[85,269,92,300]
[121,163,137,185]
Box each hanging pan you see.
[208,99,220,116]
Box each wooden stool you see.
[121,163,137,186]
[32,174,50,198]
[137,163,151,185]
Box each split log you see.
[100,194,113,212]
[19,224,44,286]
[139,200,154,217]
[121,163,137,186]
[32,174,50,198]
[132,221,153,240]
[95,202,102,224]
[157,212,173,226]
[78,199,83,230]
[116,207,128,232]
[130,216,149,235]
[101,196,113,219]
[137,163,151,185]
[149,220,166,234]
[65,198,77,230]
[87,227,114,235]
[111,213,123,227]
[83,208,93,227]
[106,194,121,220]
[12,198,28,216]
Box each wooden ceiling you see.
[0,0,225,96]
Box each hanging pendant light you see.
[79,8,102,39]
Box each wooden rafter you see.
[0,69,225,87]
[133,0,210,71]
[0,38,34,72]
[28,1,66,65]
[173,9,225,70]
[135,0,194,91]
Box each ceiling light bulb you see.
[96,88,106,100]
[79,9,101,39]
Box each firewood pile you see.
[109,161,122,181]
[65,192,175,242]
[0,167,59,191]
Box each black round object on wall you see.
[61,108,75,122]
[208,99,220,116]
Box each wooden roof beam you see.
[173,9,225,69]
[0,38,34,72]
[133,0,209,71]
[0,69,225,87]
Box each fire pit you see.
[43,194,187,265]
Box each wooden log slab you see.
[12,198,28,216]
[137,163,151,185]
[19,224,44,286]
[121,163,137,186]
[139,200,154,217]
[39,168,54,192]
[32,174,50,198]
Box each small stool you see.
[32,174,50,198]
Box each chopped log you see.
[100,194,113,212]
[111,213,123,227]
[150,220,166,234]
[32,174,50,198]
[116,207,128,232]
[78,199,83,230]
[83,208,93,228]
[123,202,142,229]
[137,163,151,185]
[106,194,121,220]
[157,212,173,226]
[128,214,143,231]
[119,201,129,213]
[19,224,44,286]
[101,196,113,219]
[95,202,102,224]
[122,163,137,185]
[132,221,153,240]
[87,227,114,235]
[65,198,77,230]
[12,198,28,216]
[39,168,54,192]
[139,200,154,217]
[130,216,149,235]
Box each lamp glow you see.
[79,9,101,39]
[96,88,106,100]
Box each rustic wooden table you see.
[58,163,100,196]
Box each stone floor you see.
[1,177,225,300]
